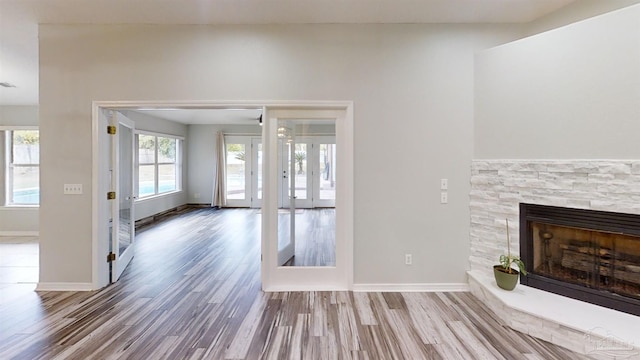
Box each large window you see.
[5,129,39,205]
[137,133,180,198]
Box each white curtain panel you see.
[212,131,227,207]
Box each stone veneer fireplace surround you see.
[468,159,640,357]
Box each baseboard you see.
[264,285,350,292]
[352,283,470,292]
[35,282,95,292]
[0,231,39,237]
[135,204,198,230]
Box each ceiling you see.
[3,0,600,126]
[131,108,263,125]
[0,0,584,108]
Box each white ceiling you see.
[132,108,263,125]
[0,0,584,107]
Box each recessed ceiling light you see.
[0,82,17,88]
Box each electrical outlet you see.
[64,184,83,195]
[440,178,448,190]
[405,254,412,265]
[440,192,448,204]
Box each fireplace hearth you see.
[520,203,640,317]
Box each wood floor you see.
[281,208,335,267]
[0,208,590,359]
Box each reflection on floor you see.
[0,236,38,306]
[279,208,336,267]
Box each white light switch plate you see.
[440,192,448,204]
[64,184,83,195]
[441,178,448,190]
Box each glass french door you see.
[251,138,263,208]
[313,138,336,208]
[110,111,135,283]
[224,136,262,208]
[279,136,335,209]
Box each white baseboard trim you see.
[352,283,469,292]
[264,285,350,292]
[0,231,39,237]
[36,282,95,292]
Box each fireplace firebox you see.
[520,203,640,316]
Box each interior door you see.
[110,112,135,282]
[277,135,295,265]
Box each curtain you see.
[212,131,227,207]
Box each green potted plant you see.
[494,219,527,290]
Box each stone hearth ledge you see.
[468,270,640,359]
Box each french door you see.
[224,136,262,208]
[279,136,335,209]
[110,111,135,283]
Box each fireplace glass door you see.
[531,222,640,301]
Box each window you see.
[6,129,39,205]
[137,133,180,198]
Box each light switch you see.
[64,184,83,195]
[441,178,448,190]
[440,192,448,204]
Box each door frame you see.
[263,107,353,291]
[91,100,353,291]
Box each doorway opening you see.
[92,101,353,291]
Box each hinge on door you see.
[107,252,116,262]
[107,191,116,200]
[107,125,117,135]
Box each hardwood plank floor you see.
[0,208,591,359]
[281,209,335,267]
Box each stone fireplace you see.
[468,159,640,356]
[520,203,640,317]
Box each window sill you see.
[1,205,39,210]
[135,190,182,203]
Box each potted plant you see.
[494,218,527,290]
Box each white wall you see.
[187,124,261,205]
[38,24,522,286]
[0,105,39,234]
[475,5,640,159]
[526,0,640,36]
[119,110,189,220]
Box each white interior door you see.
[263,106,353,291]
[277,139,295,265]
[110,112,135,283]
